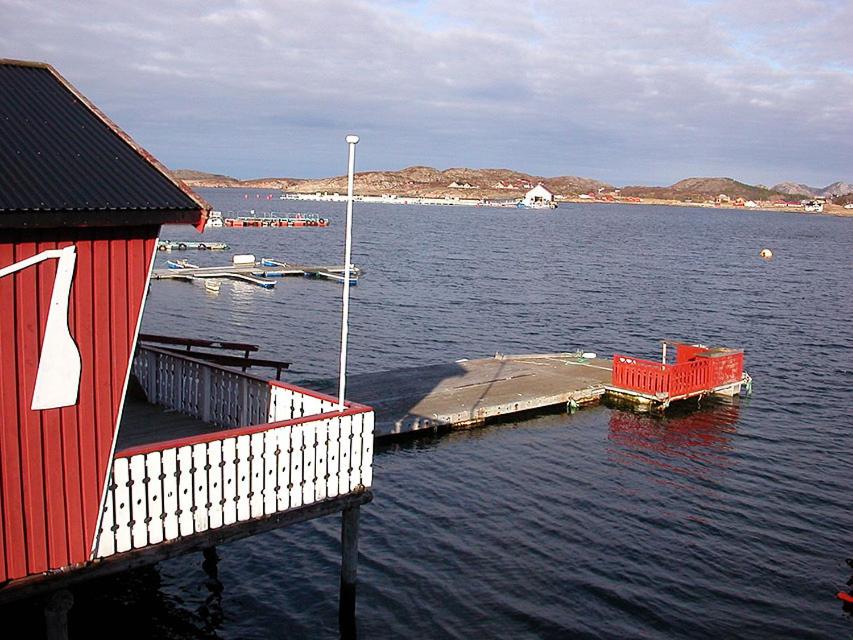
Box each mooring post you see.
[44,589,74,640]
[339,504,361,639]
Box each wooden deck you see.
[311,353,613,437]
[117,392,222,449]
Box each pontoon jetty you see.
[152,255,362,288]
[312,341,751,438]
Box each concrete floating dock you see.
[312,347,751,439]
[313,353,613,438]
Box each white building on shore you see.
[521,184,556,208]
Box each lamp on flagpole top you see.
[338,134,359,410]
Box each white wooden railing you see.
[94,348,373,559]
[132,347,272,427]
[269,383,339,420]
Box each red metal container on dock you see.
[611,342,744,400]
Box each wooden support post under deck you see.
[339,505,361,639]
[44,590,74,640]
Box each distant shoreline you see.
[192,185,853,218]
[174,166,852,211]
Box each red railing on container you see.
[612,356,669,395]
[706,352,744,389]
[612,350,743,398]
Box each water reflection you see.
[840,558,853,617]
[607,401,741,482]
[65,566,215,639]
[199,548,224,634]
[228,280,273,304]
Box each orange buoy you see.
[838,592,853,604]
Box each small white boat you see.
[166,259,198,269]
[204,279,221,293]
[205,211,224,228]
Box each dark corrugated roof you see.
[0,59,208,227]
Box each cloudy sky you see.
[1,0,850,186]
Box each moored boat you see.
[205,210,224,228]
[166,258,198,269]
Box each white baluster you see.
[146,452,164,544]
[129,455,148,549]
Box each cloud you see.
[0,0,850,185]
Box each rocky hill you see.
[285,166,611,199]
[172,169,305,190]
[173,166,610,199]
[621,177,790,201]
[771,182,816,197]
[171,169,242,187]
[823,181,853,197]
[771,181,853,198]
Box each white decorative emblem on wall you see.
[0,246,81,410]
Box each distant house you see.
[448,181,475,189]
[802,198,825,212]
[522,184,554,207]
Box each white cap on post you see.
[346,134,360,144]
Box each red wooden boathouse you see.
[0,61,374,638]
[0,59,210,584]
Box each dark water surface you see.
[67,191,853,637]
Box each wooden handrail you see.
[139,333,260,353]
[147,345,290,379]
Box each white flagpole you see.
[338,134,359,410]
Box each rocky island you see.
[173,168,853,215]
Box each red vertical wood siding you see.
[0,242,26,580]
[0,226,158,581]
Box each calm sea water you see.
[41,191,853,637]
